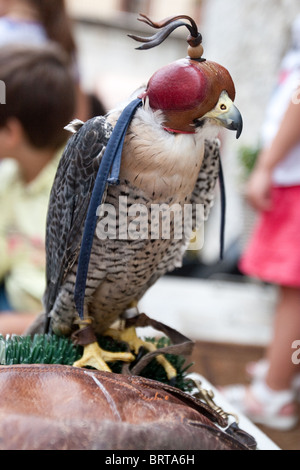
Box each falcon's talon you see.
[155,354,177,381]
[169,377,177,387]
[136,346,146,363]
[73,341,135,371]
[104,326,177,380]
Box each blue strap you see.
[74,98,142,320]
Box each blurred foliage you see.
[237,145,261,181]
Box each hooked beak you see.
[199,91,243,139]
[216,101,243,139]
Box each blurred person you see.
[0,43,75,335]
[221,15,300,431]
[0,0,89,120]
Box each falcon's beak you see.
[201,91,243,139]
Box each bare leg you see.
[265,285,300,391]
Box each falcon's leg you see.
[72,318,135,371]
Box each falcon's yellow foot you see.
[73,341,135,371]
[105,326,177,381]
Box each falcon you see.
[28,15,243,379]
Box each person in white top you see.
[262,14,300,187]
[221,14,300,432]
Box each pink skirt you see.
[239,186,300,287]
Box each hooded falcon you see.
[28,15,243,378]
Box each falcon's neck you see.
[107,104,218,202]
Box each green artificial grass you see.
[0,333,194,392]
[0,334,81,366]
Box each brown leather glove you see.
[0,364,256,450]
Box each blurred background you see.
[0,0,298,448]
[65,0,300,448]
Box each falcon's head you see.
[130,14,243,137]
